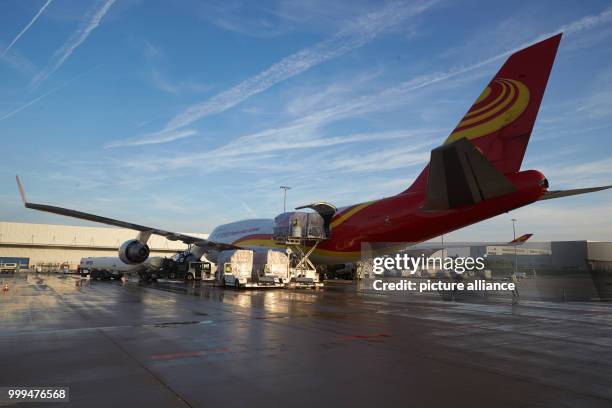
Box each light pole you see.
[511,218,517,275]
[280,186,291,212]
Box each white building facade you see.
[0,222,208,271]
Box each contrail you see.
[0,83,66,122]
[385,5,612,95]
[111,4,612,149]
[1,0,54,58]
[110,1,436,148]
[163,1,436,131]
[105,129,199,148]
[31,0,116,86]
[0,66,100,122]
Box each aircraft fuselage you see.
[208,170,547,264]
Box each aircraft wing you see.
[15,176,237,251]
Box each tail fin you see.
[509,233,533,245]
[406,33,562,193]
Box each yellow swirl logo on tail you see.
[445,78,530,144]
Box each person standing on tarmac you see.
[451,270,464,301]
[511,273,520,304]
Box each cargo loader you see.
[273,211,326,288]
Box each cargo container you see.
[273,211,328,240]
[253,249,290,285]
[216,249,254,288]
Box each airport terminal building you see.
[0,221,208,271]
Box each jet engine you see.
[119,239,150,264]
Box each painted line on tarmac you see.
[150,347,230,361]
[0,319,215,337]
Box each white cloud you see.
[149,69,211,95]
[284,68,382,116]
[115,5,612,152]
[0,43,37,74]
[106,129,198,148]
[323,142,433,173]
[167,1,434,130]
[121,128,440,172]
[113,1,436,147]
[142,40,163,58]
[538,157,612,189]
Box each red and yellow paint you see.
[224,36,562,264]
[445,78,530,144]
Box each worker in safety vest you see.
[510,273,519,304]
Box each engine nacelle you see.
[119,239,150,265]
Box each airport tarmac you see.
[1,274,612,407]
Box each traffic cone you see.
[2,283,8,292]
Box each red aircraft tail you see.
[406,33,562,193]
[509,233,533,245]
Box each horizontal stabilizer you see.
[423,138,516,211]
[409,234,534,252]
[539,185,612,201]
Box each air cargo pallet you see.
[286,277,324,289]
[286,282,324,289]
[220,274,285,289]
[244,282,285,289]
[221,282,285,289]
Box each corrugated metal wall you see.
[0,222,207,249]
[0,222,208,269]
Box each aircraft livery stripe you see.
[330,201,374,229]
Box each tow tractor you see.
[139,258,212,282]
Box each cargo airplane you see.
[16,33,611,266]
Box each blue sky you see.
[1,0,611,241]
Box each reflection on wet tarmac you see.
[2,273,612,408]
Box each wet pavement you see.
[1,273,612,407]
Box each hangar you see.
[0,221,208,271]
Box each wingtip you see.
[15,175,27,206]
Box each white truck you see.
[0,262,18,274]
[78,257,163,281]
[252,249,290,286]
[215,249,292,288]
[216,249,254,288]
